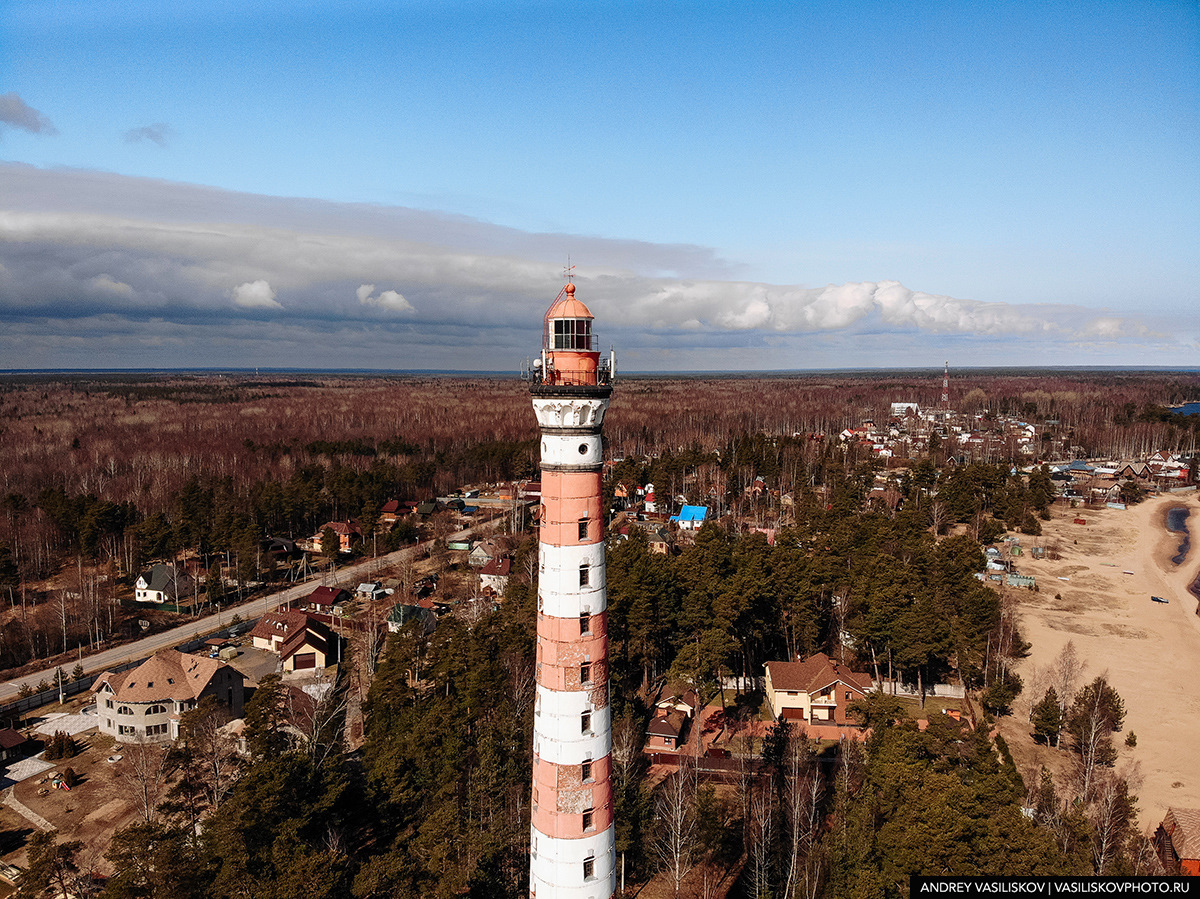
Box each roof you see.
[249,610,311,642]
[279,619,332,661]
[91,649,232,704]
[320,520,361,536]
[766,652,872,697]
[480,556,511,577]
[647,710,688,740]
[544,282,594,320]
[1163,808,1200,861]
[306,586,349,607]
[380,499,402,514]
[670,505,709,522]
[0,727,26,750]
[137,563,195,598]
[388,603,438,634]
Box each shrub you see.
[45,731,77,760]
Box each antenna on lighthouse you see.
[564,256,575,284]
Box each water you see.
[1169,505,1200,612]
[1167,506,1190,565]
[1175,402,1200,416]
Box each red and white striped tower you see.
[529,281,616,899]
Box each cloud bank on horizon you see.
[0,163,1189,371]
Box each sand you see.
[1003,491,1200,827]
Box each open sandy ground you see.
[1002,492,1200,827]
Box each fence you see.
[0,658,143,725]
[874,680,966,699]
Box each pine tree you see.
[1032,687,1063,746]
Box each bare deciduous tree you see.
[748,781,775,899]
[652,763,697,899]
[1053,640,1085,713]
[116,736,170,824]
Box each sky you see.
[1,0,1197,372]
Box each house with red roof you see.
[1156,807,1200,876]
[92,649,244,743]
[250,611,336,672]
[312,520,362,553]
[0,727,28,763]
[479,555,512,594]
[304,585,351,616]
[764,652,872,725]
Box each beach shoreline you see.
[998,491,1200,828]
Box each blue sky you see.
[1,0,1197,371]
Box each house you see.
[277,619,335,672]
[134,563,196,605]
[648,528,672,555]
[314,520,362,553]
[356,582,386,603]
[669,505,708,530]
[387,603,438,635]
[0,727,27,763]
[250,610,337,671]
[646,709,689,752]
[304,585,351,616]
[479,556,511,594]
[764,652,872,725]
[469,539,501,568]
[92,649,244,743]
[1155,807,1200,876]
[379,499,404,525]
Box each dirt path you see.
[1003,493,1200,826]
[1,788,53,832]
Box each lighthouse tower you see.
[529,281,616,899]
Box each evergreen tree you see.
[1032,687,1063,746]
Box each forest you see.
[17,459,1155,898]
[4,369,1196,896]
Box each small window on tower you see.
[583,856,595,880]
[581,711,591,733]
[582,759,592,782]
[579,563,589,586]
[578,517,589,540]
[579,611,590,635]
[580,662,591,684]
[582,808,594,831]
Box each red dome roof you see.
[544,282,594,320]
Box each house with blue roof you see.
[669,505,709,530]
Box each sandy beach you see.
[1000,491,1200,827]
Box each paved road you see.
[0,520,502,703]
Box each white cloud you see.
[357,283,415,313]
[88,273,135,297]
[0,163,1192,369]
[231,279,282,309]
